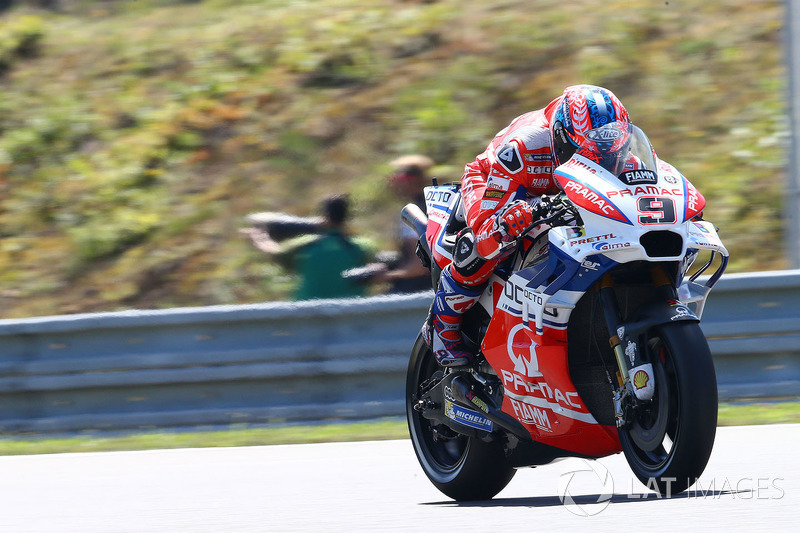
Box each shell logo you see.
[633,369,649,390]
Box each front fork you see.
[598,266,672,427]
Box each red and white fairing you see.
[423,185,463,270]
[480,274,622,457]
[556,157,704,228]
[548,123,726,267]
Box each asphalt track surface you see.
[0,424,797,532]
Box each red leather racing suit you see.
[451,96,563,287]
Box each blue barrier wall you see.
[0,271,798,434]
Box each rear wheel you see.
[619,322,717,495]
[406,334,515,501]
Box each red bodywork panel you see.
[482,306,621,457]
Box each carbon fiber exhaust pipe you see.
[450,374,532,441]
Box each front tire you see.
[406,334,515,501]
[619,322,717,495]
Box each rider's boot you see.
[429,265,483,367]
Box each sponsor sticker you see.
[593,241,632,252]
[487,175,511,191]
[496,143,523,174]
[561,179,619,216]
[529,177,552,189]
[483,189,505,199]
[633,370,649,390]
[501,369,583,409]
[625,340,636,365]
[693,222,711,233]
[509,398,553,432]
[424,189,453,203]
[527,166,553,174]
[670,306,692,320]
[506,323,543,377]
[621,169,658,185]
[444,387,494,431]
[668,300,697,320]
[466,390,490,414]
[685,178,704,217]
[586,127,623,141]
[569,233,617,247]
[607,186,682,198]
[562,158,598,174]
[581,259,601,271]
[628,363,655,401]
[524,153,552,162]
[445,294,477,313]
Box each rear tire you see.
[619,322,717,495]
[406,334,515,501]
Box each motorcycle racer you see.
[429,84,630,367]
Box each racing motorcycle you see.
[401,121,728,501]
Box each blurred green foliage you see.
[0,0,789,318]
[0,14,42,73]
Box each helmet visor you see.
[575,122,658,182]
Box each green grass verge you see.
[717,399,800,427]
[0,420,411,456]
[1,400,798,456]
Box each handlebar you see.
[518,195,581,239]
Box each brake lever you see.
[497,197,580,243]
[518,207,571,239]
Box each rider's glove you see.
[496,200,536,238]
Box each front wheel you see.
[406,334,515,501]
[619,322,718,495]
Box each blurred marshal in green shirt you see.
[275,228,373,300]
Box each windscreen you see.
[574,122,659,185]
